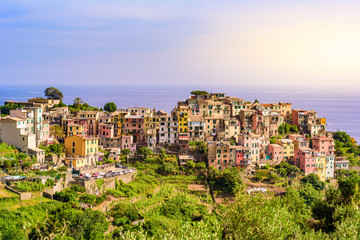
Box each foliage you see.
[115,173,159,197]
[70,184,86,193]
[96,194,107,205]
[209,167,242,194]
[49,125,65,142]
[57,165,68,172]
[39,143,64,156]
[96,179,104,190]
[300,173,326,190]
[79,193,97,204]
[44,87,64,100]
[333,131,359,156]
[278,123,299,135]
[111,202,142,226]
[53,189,78,203]
[13,179,52,192]
[137,147,153,159]
[274,161,301,177]
[0,103,24,116]
[156,162,177,176]
[67,97,100,114]
[189,141,208,154]
[190,90,209,97]
[52,100,67,108]
[121,149,131,156]
[104,102,117,112]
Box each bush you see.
[95,194,107,205]
[111,202,142,226]
[301,173,325,190]
[79,193,96,204]
[13,180,44,192]
[53,189,78,202]
[57,166,68,172]
[70,184,86,193]
[45,179,55,187]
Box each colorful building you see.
[268,144,284,164]
[64,135,99,166]
[315,154,326,181]
[275,139,294,163]
[312,136,335,156]
[294,148,316,175]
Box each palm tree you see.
[50,124,65,143]
[73,97,83,108]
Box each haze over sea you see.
[1,84,359,142]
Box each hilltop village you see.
[0,90,348,181]
[1,88,359,239]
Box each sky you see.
[1,0,360,87]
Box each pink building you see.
[236,147,252,168]
[178,133,190,155]
[268,144,283,164]
[121,135,136,153]
[99,135,136,153]
[312,136,334,156]
[124,115,145,144]
[237,131,262,162]
[99,123,114,138]
[295,148,316,175]
[41,121,50,143]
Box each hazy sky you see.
[1,0,360,87]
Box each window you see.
[72,142,75,147]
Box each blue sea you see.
[1,84,359,142]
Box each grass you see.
[0,196,53,210]
[0,185,19,198]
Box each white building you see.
[325,155,335,179]
[159,115,178,145]
[0,117,45,163]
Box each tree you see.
[137,147,153,159]
[191,90,209,97]
[50,125,65,142]
[73,97,83,108]
[104,102,117,112]
[254,98,259,104]
[300,173,325,190]
[52,101,67,108]
[0,103,23,116]
[334,131,351,144]
[289,125,299,133]
[121,149,131,156]
[79,193,96,204]
[44,87,63,100]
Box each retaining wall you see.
[71,171,136,195]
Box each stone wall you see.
[5,185,32,200]
[78,164,116,175]
[71,171,136,195]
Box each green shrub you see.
[79,193,96,204]
[70,184,86,193]
[95,194,107,205]
[53,189,78,202]
[57,166,68,172]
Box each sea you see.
[1,84,359,142]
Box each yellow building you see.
[64,135,99,166]
[175,106,189,133]
[111,110,128,136]
[64,156,87,168]
[315,154,326,181]
[144,112,159,145]
[275,139,294,162]
[62,123,84,137]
